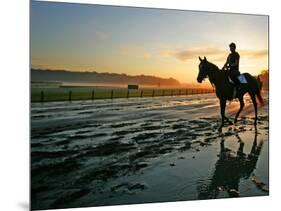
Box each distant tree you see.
[258,70,269,90]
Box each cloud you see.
[161,47,225,61]
[240,49,268,59]
[162,47,268,62]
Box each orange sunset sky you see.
[31,1,268,84]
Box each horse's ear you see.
[199,56,203,62]
[204,56,207,61]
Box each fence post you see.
[40,90,44,103]
[179,89,181,95]
[171,89,173,96]
[152,89,155,97]
[140,90,143,97]
[162,89,165,96]
[91,89,95,100]
[127,89,129,98]
[68,90,72,102]
[111,90,114,99]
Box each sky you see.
[31,1,269,84]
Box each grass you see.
[31,87,214,103]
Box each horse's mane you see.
[207,61,227,77]
[206,61,221,72]
[205,60,227,87]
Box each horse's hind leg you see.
[249,93,258,128]
[234,96,245,123]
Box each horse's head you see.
[197,56,208,83]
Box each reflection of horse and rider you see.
[197,132,265,199]
[197,42,265,131]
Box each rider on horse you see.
[222,42,241,95]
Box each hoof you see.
[225,118,233,125]
[226,119,233,124]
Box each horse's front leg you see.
[219,99,227,131]
[234,96,245,123]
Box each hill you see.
[31,69,181,87]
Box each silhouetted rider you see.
[222,42,241,85]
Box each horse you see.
[196,56,264,131]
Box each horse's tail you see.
[244,73,264,107]
[256,92,264,107]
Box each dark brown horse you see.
[196,57,264,131]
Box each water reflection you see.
[197,132,263,199]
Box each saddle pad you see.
[238,74,247,84]
[228,74,247,84]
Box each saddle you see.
[228,74,247,84]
